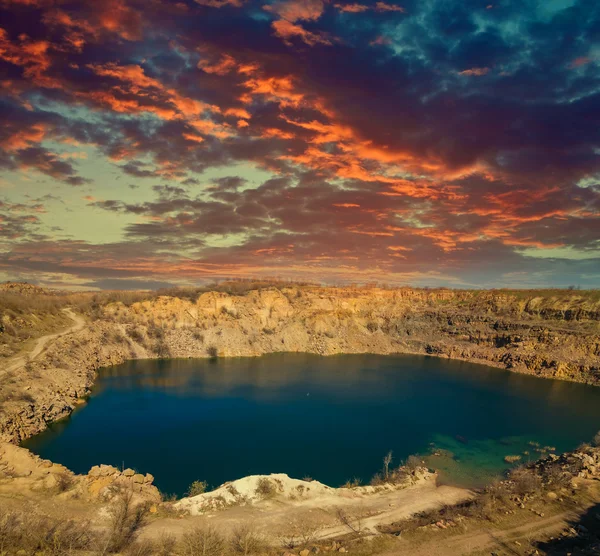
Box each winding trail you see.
[2,308,86,376]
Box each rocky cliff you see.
[1,286,599,443]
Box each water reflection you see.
[24,353,600,496]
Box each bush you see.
[192,330,204,342]
[154,340,171,358]
[124,539,156,556]
[55,471,75,493]
[0,508,95,554]
[510,467,543,496]
[186,480,208,497]
[147,326,165,340]
[181,526,225,556]
[230,524,264,555]
[593,430,600,447]
[255,478,277,498]
[207,345,218,358]
[404,455,422,472]
[127,326,145,344]
[103,489,150,553]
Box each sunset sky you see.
[0,0,599,290]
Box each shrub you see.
[186,480,208,497]
[404,454,422,472]
[156,532,177,556]
[0,508,95,554]
[154,340,171,358]
[181,526,225,556]
[510,467,543,496]
[103,489,150,553]
[593,430,600,447]
[147,326,165,340]
[230,524,264,555]
[207,345,218,358]
[255,478,277,498]
[366,321,379,333]
[124,539,156,556]
[55,471,75,492]
[127,327,145,344]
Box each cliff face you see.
[1,287,599,443]
[109,287,600,382]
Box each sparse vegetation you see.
[230,524,264,555]
[180,526,226,556]
[54,470,75,493]
[383,450,393,480]
[0,507,95,555]
[101,489,150,554]
[186,480,208,497]
[255,477,277,498]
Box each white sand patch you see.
[175,471,433,516]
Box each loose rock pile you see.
[87,464,159,500]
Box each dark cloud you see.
[0,0,598,287]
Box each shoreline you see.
[1,301,598,447]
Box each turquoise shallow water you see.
[22,353,600,496]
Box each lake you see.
[22,353,600,496]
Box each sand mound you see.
[176,473,334,514]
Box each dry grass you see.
[0,507,95,555]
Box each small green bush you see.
[187,480,208,497]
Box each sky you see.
[0,0,599,290]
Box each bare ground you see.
[2,308,86,376]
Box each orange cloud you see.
[198,54,237,75]
[265,0,325,22]
[241,74,305,107]
[458,67,490,76]
[224,107,251,119]
[0,29,61,89]
[335,3,368,12]
[260,128,295,139]
[1,123,47,150]
[272,20,332,46]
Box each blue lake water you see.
[22,353,600,496]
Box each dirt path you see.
[382,491,600,556]
[387,512,574,556]
[2,308,86,375]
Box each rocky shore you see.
[1,286,599,444]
